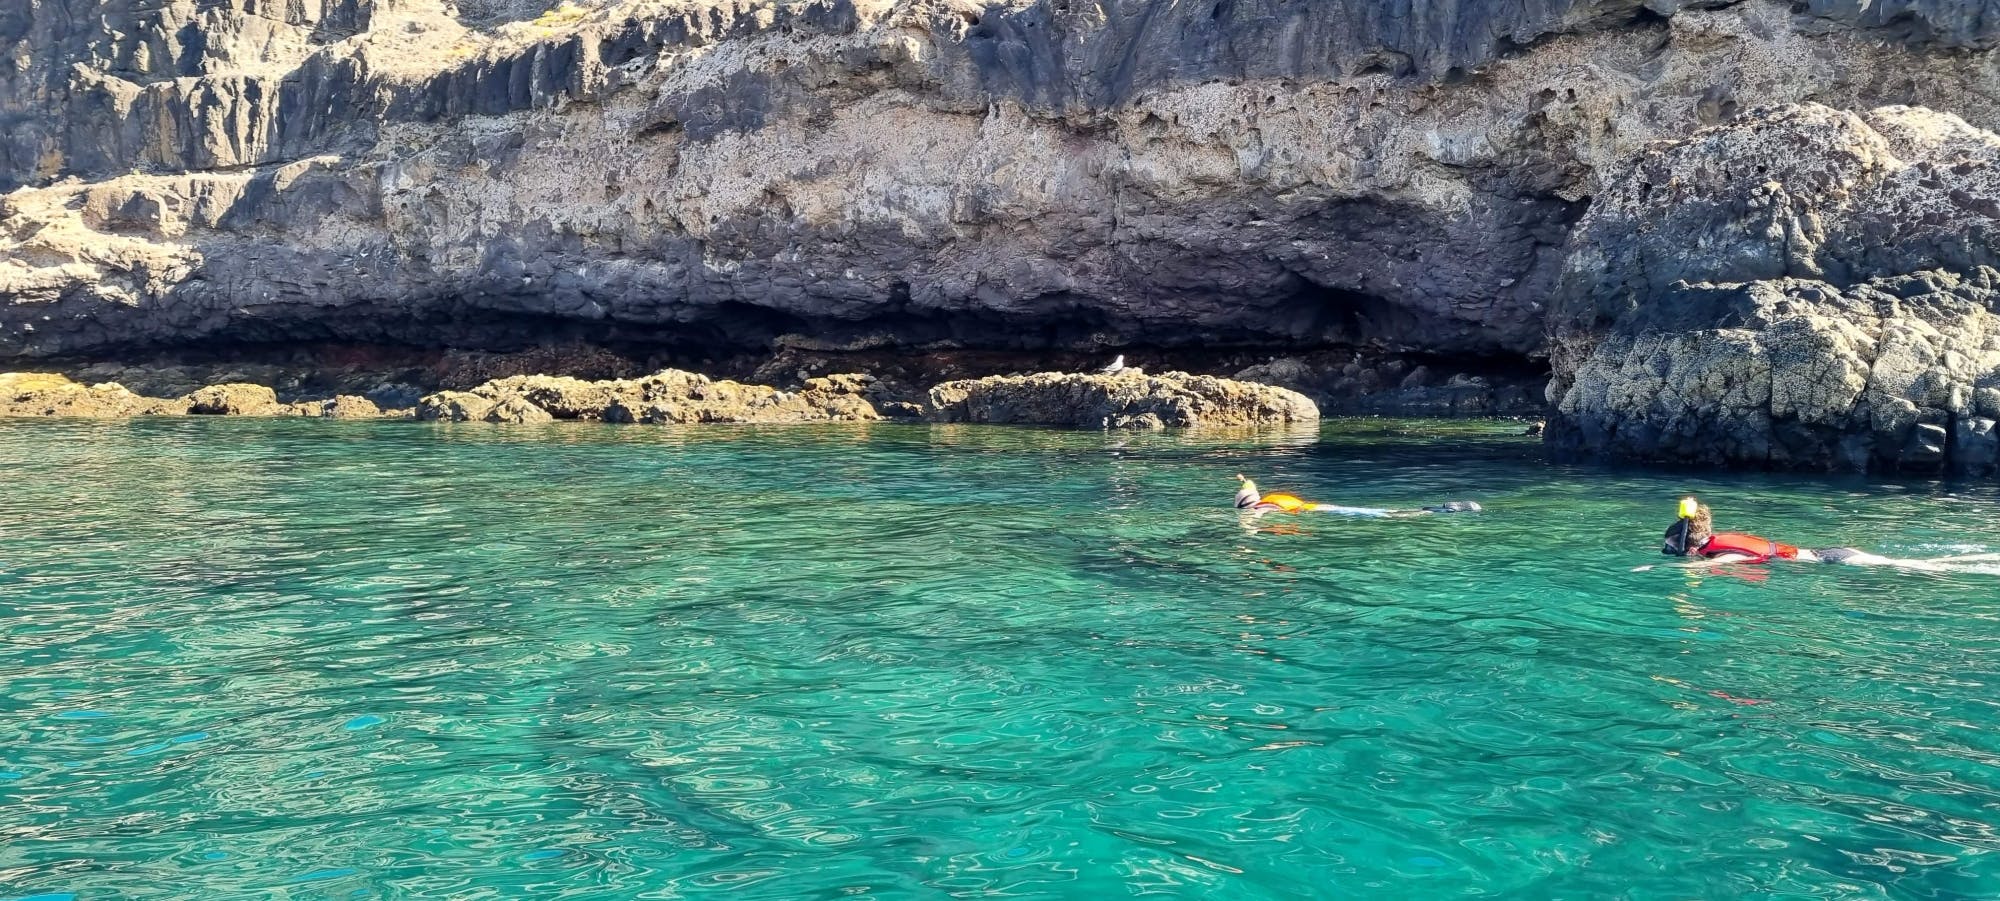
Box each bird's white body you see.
[1098,355,1127,374]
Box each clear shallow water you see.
[3,418,2000,900]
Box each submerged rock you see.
[924,371,1318,429]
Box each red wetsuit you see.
[1699,532,1802,564]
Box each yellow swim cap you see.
[1678,497,1699,519]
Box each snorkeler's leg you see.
[1810,547,1895,565]
[1306,501,1481,517]
[1383,501,1485,517]
[1305,504,1393,517]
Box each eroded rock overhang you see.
[4,0,2000,389]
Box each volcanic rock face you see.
[13,0,2000,463]
[1549,104,2000,473]
[1556,271,2000,473]
[8,0,2000,375]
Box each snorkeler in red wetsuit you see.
[1660,497,1873,564]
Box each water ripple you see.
[2,418,2000,897]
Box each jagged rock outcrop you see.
[0,372,341,417]
[1556,270,2000,473]
[3,365,1310,427]
[418,391,512,423]
[0,373,152,417]
[321,395,390,418]
[9,0,2000,396]
[183,383,283,415]
[415,369,883,423]
[1549,104,2000,473]
[925,370,1317,429]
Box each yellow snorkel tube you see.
[1664,497,1699,556]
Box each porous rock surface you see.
[925,370,1318,429]
[0,372,404,418]
[1549,104,2000,473]
[8,0,2000,372]
[13,0,2000,465]
[414,369,884,423]
[183,383,283,415]
[0,365,1315,428]
[0,373,153,418]
[322,395,390,419]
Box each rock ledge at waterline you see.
[0,373,395,419]
[926,371,1320,429]
[0,370,1317,430]
[419,370,1319,428]
[414,371,884,424]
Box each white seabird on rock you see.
[1098,355,1127,374]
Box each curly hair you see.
[1688,504,1714,547]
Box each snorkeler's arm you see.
[1632,555,1750,572]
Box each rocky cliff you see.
[7,0,2000,460]
[1549,104,2000,474]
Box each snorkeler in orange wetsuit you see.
[1233,475,1480,518]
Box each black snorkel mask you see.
[1662,518,1692,556]
[1661,497,1698,556]
[1234,476,1258,509]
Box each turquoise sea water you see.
[4,418,2000,899]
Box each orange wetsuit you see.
[1252,493,1314,514]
